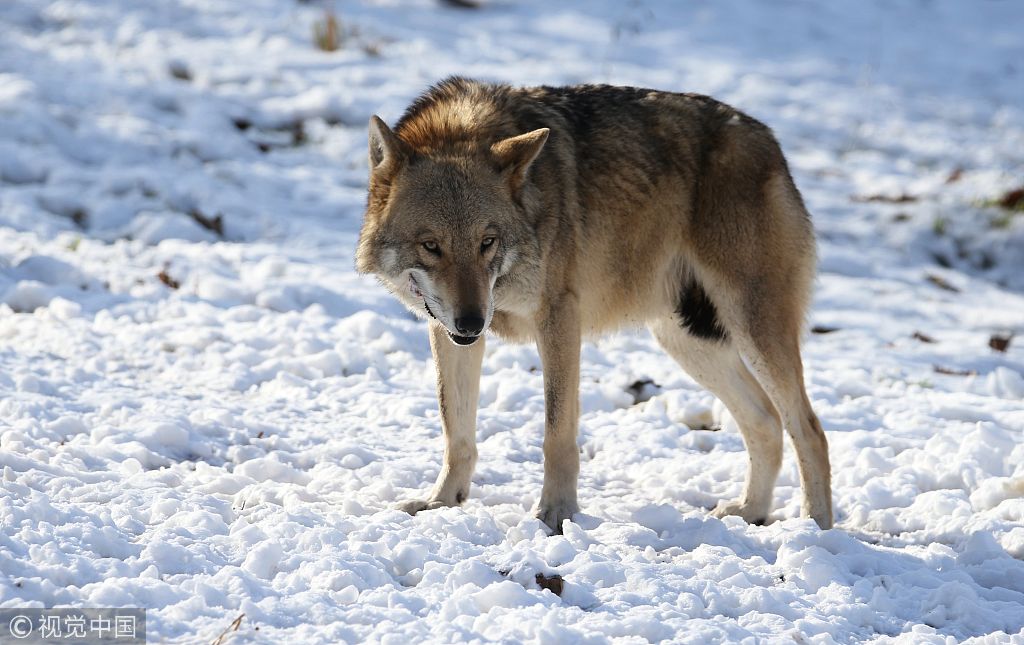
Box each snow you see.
[1,0,1024,642]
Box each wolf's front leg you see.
[397,321,484,515]
[534,294,582,533]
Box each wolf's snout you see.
[454,314,485,336]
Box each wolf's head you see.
[356,115,548,347]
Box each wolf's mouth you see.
[421,296,479,346]
[411,276,482,346]
[447,333,479,346]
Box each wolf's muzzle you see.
[449,314,485,346]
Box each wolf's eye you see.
[422,241,440,254]
[480,236,496,252]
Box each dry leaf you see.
[158,269,180,290]
[926,274,959,292]
[811,325,840,334]
[989,333,1013,353]
[933,365,976,377]
[535,573,564,596]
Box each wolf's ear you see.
[368,115,408,174]
[491,128,549,194]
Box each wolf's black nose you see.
[454,315,485,336]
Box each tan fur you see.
[357,78,833,532]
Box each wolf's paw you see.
[535,499,579,534]
[396,498,448,515]
[804,504,834,530]
[711,499,768,525]
[396,489,468,515]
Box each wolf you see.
[356,77,832,532]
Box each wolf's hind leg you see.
[649,317,783,525]
[397,321,484,515]
[697,173,833,528]
[729,325,833,529]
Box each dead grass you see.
[312,9,341,52]
[211,613,245,645]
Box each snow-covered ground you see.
[2,0,1024,642]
